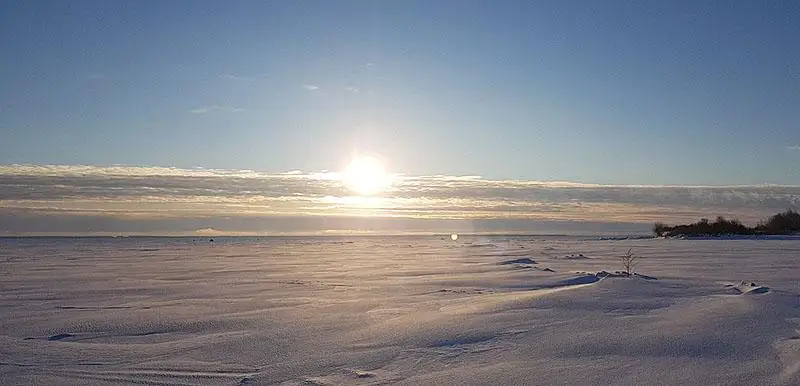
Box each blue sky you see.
[1,0,799,185]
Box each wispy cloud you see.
[787,145,800,151]
[219,73,255,81]
[1,164,798,235]
[86,73,107,80]
[195,227,221,235]
[189,105,244,114]
[190,106,215,114]
[344,86,359,93]
[303,84,319,91]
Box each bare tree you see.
[621,248,637,276]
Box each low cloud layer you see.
[1,164,798,235]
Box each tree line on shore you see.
[653,210,800,237]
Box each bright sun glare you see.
[342,155,392,196]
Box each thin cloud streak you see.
[189,105,244,114]
[189,106,214,114]
[219,73,255,81]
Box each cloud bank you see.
[1,164,798,235]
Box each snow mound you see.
[573,271,658,280]
[281,369,401,385]
[725,281,771,295]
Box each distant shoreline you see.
[653,210,800,238]
[661,234,800,240]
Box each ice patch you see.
[465,243,499,248]
[436,288,492,295]
[556,253,589,260]
[555,275,601,286]
[499,258,537,265]
[47,333,74,341]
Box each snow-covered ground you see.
[1,236,799,385]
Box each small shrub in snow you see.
[621,248,637,276]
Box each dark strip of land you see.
[653,210,800,237]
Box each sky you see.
[1,1,799,235]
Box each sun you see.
[341,155,392,195]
